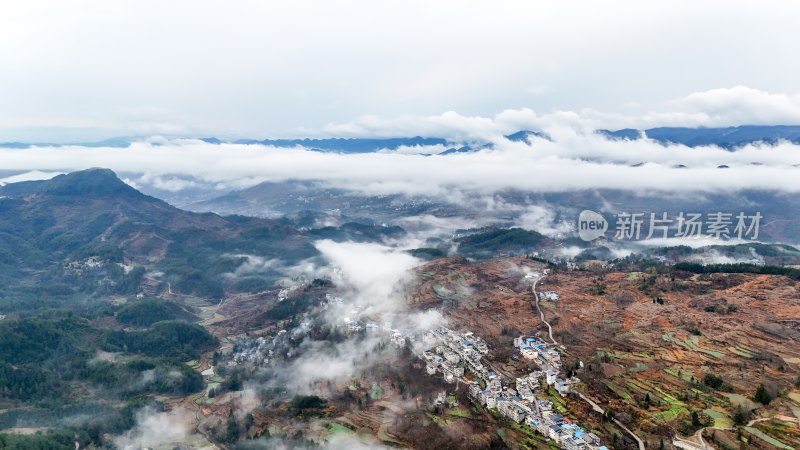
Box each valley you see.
[0,169,798,450]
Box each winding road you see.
[531,273,646,450]
[531,276,557,345]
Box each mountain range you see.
[4,125,800,152]
[0,169,404,305]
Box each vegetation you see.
[0,312,211,404]
[0,307,209,447]
[455,227,544,258]
[754,383,773,405]
[409,247,446,260]
[0,315,95,401]
[116,298,194,326]
[86,358,203,396]
[264,294,319,321]
[675,262,800,280]
[308,222,406,242]
[292,395,326,410]
[105,320,217,359]
[702,374,733,392]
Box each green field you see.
[328,423,354,434]
[744,426,795,449]
[703,408,734,429]
[447,407,472,418]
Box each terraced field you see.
[412,257,800,448]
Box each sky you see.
[1,0,800,141]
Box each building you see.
[584,433,601,447]
[546,369,558,385]
[426,363,437,375]
[469,382,482,399]
[555,379,571,396]
[443,350,460,364]
[548,425,563,443]
[539,291,560,301]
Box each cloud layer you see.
[2,120,799,201]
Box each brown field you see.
[411,256,800,449]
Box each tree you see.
[754,383,772,405]
[733,406,751,425]
[244,413,254,433]
[703,373,724,390]
[691,410,702,428]
[225,414,240,443]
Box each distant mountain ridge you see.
[229,136,448,153]
[5,125,800,152]
[598,125,800,149]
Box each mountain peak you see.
[42,168,141,198]
[505,130,551,143]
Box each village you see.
[219,274,609,450]
[418,326,607,450]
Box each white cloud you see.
[113,406,193,450]
[314,240,420,317]
[230,254,281,276]
[272,240,444,393]
[1,129,800,201]
[0,170,62,185]
[321,109,542,142]
[517,205,575,238]
[642,86,800,127]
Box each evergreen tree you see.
[754,383,772,405]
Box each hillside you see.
[0,169,399,308]
[411,256,800,449]
[189,183,800,243]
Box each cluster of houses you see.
[415,326,606,450]
[529,414,606,450]
[229,334,280,367]
[420,327,489,384]
[325,294,423,344]
[538,291,560,301]
[514,336,578,397]
[227,291,415,370]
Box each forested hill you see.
[0,168,402,306]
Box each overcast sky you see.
[2,0,800,141]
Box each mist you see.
[1,119,799,206]
[113,406,193,450]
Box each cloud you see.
[321,109,542,142]
[113,406,193,450]
[285,335,387,391]
[643,86,800,127]
[2,111,800,209]
[685,248,764,265]
[262,240,443,393]
[241,433,393,450]
[377,144,451,155]
[314,240,420,317]
[317,87,800,136]
[229,254,281,276]
[517,205,575,238]
[0,170,62,185]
